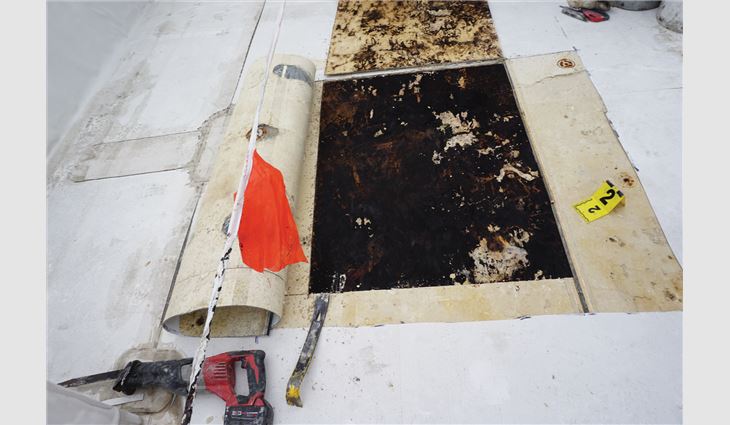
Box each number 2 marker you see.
[574,180,625,223]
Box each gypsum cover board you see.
[505,52,682,312]
[325,0,502,75]
[162,55,315,337]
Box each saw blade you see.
[57,369,124,388]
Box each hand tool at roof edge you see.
[58,350,273,425]
[560,6,610,22]
[286,293,330,407]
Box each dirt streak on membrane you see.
[309,64,573,294]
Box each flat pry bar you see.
[285,293,330,407]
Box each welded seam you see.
[187,106,232,183]
[74,106,230,183]
[102,129,198,145]
[154,196,201,347]
[228,1,267,105]
[74,166,187,182]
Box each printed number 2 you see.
[599,189,616,205]
[588,205,601,213]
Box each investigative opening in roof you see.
[309,63,573,294]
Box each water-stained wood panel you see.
[325,0,502,75]
[309,64,572,294]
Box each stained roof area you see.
[45,2,683,424]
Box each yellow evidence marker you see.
[574,180,625,223]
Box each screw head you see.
[557,58,575,69]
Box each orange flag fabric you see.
[235,150,307,273]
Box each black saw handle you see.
[113,357,193,396]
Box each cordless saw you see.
[59,350,273,425]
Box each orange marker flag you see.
[235,150,307,273]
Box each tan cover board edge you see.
[505,51,682,313]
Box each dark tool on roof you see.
[286,293,329,407]
[59,350,273,425]
[560,6,610,22]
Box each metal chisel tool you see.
[285,293,329,407]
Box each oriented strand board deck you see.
[281,80,584,327]
[310,64,572,293]
[325,0,502,75]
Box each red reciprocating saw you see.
[59,350,273,425]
